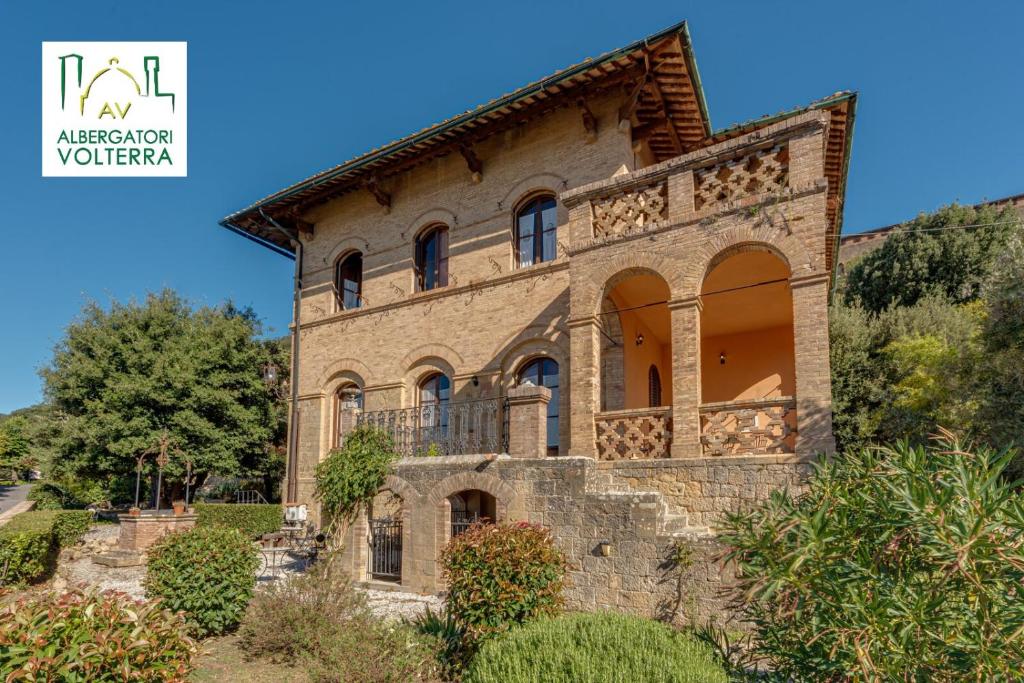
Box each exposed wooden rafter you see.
[364,178,391,213]
[577,97,598,143]
[458,144,483,183]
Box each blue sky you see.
[1,0,1022,413]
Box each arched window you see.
[515,195,557,267]
[517,357,559,453]
[334,382,363,447]
[648,365,662,408]
[418,372,451,430]
[334,252,363,310]
[416,225,449,291]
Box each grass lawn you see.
[190,634,306,683]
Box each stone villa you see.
[222,20,856,619]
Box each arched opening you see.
[699,248,796,455]
[648,364,662,408]
[599,272,673,410]
[415,224,449,291]
[448,489,496,538]
[517,357,559,454]
[334,251,363,310]
[333,381,364,448]
[367,489,403,582]
[515,194,558,267]
[417,372,451,452]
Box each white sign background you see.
[41,42,187,177]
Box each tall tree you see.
[0,418,31,481]
[41,290,282,504]
[843,203,1020,314]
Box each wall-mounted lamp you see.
[719,352,727,365]
[471,375,480,387]
[597,540,612,557]
[635,333,645,346]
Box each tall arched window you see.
[648,365,662,408]
[515,195,558,267]
[334,252,363,310]
[418,372,451,431]
[416,225,449,291]
[517,357,559,453]
[334,382,363,447]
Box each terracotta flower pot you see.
[172,500,186,516]
[128,507,141,517]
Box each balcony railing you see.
[594,407,672,460]
[357,397,507,457]
[699,397,796,456]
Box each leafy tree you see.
[0,404,60,478]
[0,418,31,481]
[41,290,282,505]
[844,203,1020,314]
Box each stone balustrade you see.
[594,407,673,460]
[699,397,796,457]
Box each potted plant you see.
[128,506,141,517]
[172,500,186,516]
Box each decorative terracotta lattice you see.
[595,408,672,460]
[591,182,667,239]
[699,398,796,456]
[693,144,789,213]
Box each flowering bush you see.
[441,521,567,640]
[0,589,197,681]
[144,526,258,637]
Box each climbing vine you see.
[314,425,399,532]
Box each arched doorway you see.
[517,357,559,454]
[367,489,403,582]
[448,489,496,538]
[699,248,796,455]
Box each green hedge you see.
[194,503,281,539]
[0,510,92,585]
[464,612,728,683]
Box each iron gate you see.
[369,518,402,580]
[451,510,480,538]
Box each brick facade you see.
[224,23,854,622]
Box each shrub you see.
[51,509,92,545]
[720,433,1024,681]
[26,482,66,510]
[463,611,727,683]
[194,502,281,539]
[315,425,400,530]
[409,607,469,680]
[441,521,567,640]
[0,589,197,681]
[239,558,438,682]
[0,510,92,585]
[144,526,258,637]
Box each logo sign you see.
[41,42,187,177]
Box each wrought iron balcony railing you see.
[357,397,508,456]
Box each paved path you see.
[0,484,31,515]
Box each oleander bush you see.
[463,611,727,683]
[0,510,92,585]
[719,433,1024,681]
[0,589,197,681]
[240,558,439,682]
[441,521,567,640]
[194,502,281,539]
[144,526,259,637]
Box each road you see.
[0,484,31,515]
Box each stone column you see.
[668,297,702,457]
[568,316,601,457]
[790,273,836,457]
[507,384,552,459]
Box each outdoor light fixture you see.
[262,362,279,385]
[597,540,612,557]
[472,375,480,387]
[635,333,645,346]
[720,352,727,365]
